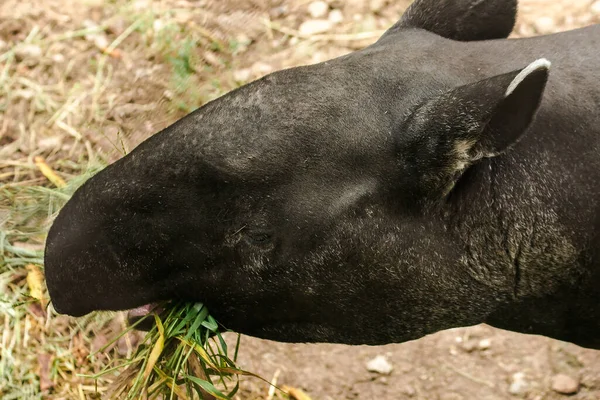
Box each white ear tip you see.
[531,58,552,70]
[505,58,551,96]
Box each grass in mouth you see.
[1,162,270,399]
[90,302,253,400]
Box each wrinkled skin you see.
[45,0,600,349]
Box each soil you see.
[1,0,599,399]
[230,325,600,399]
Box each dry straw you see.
[89,301,258,400]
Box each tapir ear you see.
[402,59,550,197]
[384,0,517,41]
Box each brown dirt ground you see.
[1,0,600,399]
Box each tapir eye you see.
[246,231,273,246]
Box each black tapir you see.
[44,0,600,349]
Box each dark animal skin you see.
[44,0,600,350]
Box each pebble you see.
[308,1,329,19]
[153,19,165,32]
[551,374,580,395]
[51,53,65,63]
[533,17,556,34]
[93,35,109,50]
[163,89,174,100]
[508,372,528,396]
[478,338,492,350]
[15,44,42,60]
[592,1,600,15]
[299,19,332,36]
[366,355,393,375]
[328,9,344,24]
[251,61,273,77]
[233,68,252,83]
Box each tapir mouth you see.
[127,303,163,331]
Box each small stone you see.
[478,338,492,350]
[15,44,42,60]
[509,372,528,396]
[251,61,273,77]
[0,39,7,51]
[153,19,165,32]
[533,17,556,34]
[308,1,329,19]
[203,51,221,67]
[233,68,252,83]
[93,35,109,50]
[299,19,332,36]
[163,90,174,100]
[51,53,65,63]
[311,51,328,64]
[366,355,393,375]
[328,9,344,24]
[592,1,600,15]
[551,374,579,395]
[83,21,100,44]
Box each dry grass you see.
[0,1,394,397]
[1,0,600,399]
[0,1,256,397]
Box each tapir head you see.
[45,0,550,344]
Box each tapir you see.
[44,0,600,349]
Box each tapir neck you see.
[446,151,600,349]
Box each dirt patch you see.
[1,0,599,399]
[231,325,600,399]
